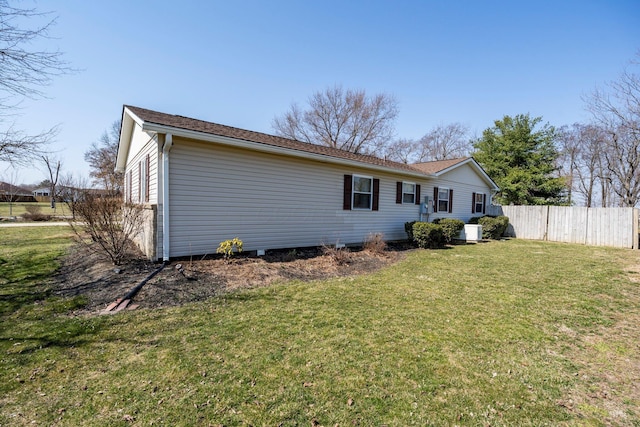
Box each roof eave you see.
[115,107,145,173]
[142,121,434,180]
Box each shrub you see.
[363,232,386,254]
[22,204,51,222]
[404,221,417,241]
[216,238,244,260]
[468,216,481,225]
[68,194,145,265]
[433,218,465,243]
[321,243,351,265]
[478,215,509,239]
[412,222,445,249]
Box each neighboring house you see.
[32,188,51,202]
[0,182,35,202]
[116,106,499,261]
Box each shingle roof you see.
[412,158,470,174]
[0,182,31,195]
[124,105,480,178]
[126,105,450,176]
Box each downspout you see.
[162,133,173,262]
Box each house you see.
[0,182,35,202]
[116,106,499,261]
[32,187,51,202]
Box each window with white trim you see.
[402,182,416,204]
[438,187,450,212]
[126,171,133,203]
[474,192,484,214]
[352,175,373,209]
[139,158,147,203]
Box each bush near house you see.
[433,218,465,243]
[404,220,417,241]
[470,215,510,239]
[412,222,445,249]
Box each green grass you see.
[1,230,639,426]
[0,201,71,217]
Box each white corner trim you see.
[162,133,173,262]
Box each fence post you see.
[634,208,639,250]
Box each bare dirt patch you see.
[52,244,410,315]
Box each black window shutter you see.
[343,175,352,210]
[472,192,476,213]
[396,182,402,204]
[433,187,439,212]
[449,189,454,213]
[482,194,486,214]
[415,184,421,205]
[372,179,380,211]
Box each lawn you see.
[1,228,639,426]
[0,201,71,218]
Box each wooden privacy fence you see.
[486,205,640,249]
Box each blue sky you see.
[3,0,639,184]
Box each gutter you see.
[162,133,173,262]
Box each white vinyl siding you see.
[430,163,494,223]
[123,124,159,205]
[166,138,427,257]
[122,123,161,259]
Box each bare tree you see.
[557,123,610,207]
[416,123,471,162]
[0,125,58,165]
[84,120,123,192]
[584,53,640,206]
[272,85,399,155]
[0,166,22,216]
[556,125,579,205]
[41,155,61,209]
[0,1,71,165]
[384,138,419,164]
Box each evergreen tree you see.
[472,114,567,205]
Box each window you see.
[473,192,485,214]
[438,187,450,212]
[433,186,453,213]
[126,171,133,203]
[137,161,142,203]
[139,155,149,204]
[343,175,379,211]
[402,182,415,204]
[396,182,421,205]
[353,175,373,209]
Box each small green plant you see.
[412,222,445,249]
[433,218,465,243]
[283,248,298,262]
[216,237,244,259]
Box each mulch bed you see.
[52,243,412,315]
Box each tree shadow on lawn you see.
[0,282,56,317]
